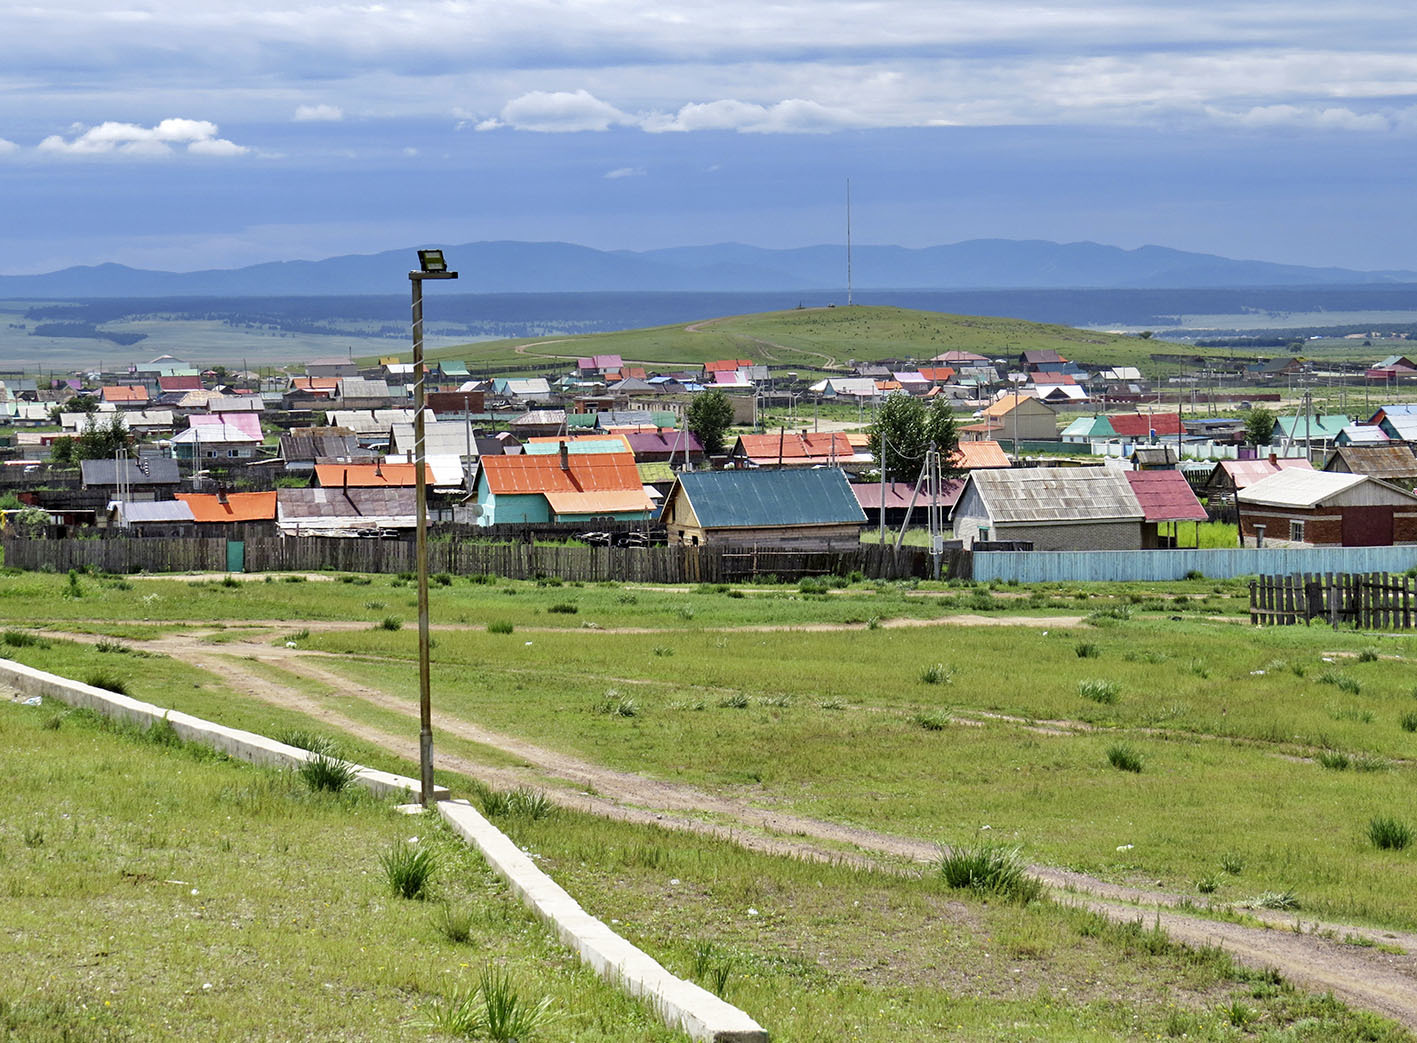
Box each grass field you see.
[411,306,1146,374]
[4,568,1417,1039]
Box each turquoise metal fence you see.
[973,547,1417,583]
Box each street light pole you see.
[410,249,459,807]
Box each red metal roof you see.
[101,385,148,403]
[952,441,1011,470]
[852,479,965,509]
[1122,471,1208,522]
[1107,412,1183,438]
[159,376,203,392]
[734,432,853,462]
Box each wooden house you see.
[471,449,653,526]
[659,468,866,547]
[960,394,1057,443]
[1322,446,1417,489]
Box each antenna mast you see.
[846,179,853,307]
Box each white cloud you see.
[36,118,248,157]
[497,89,631,132]
[293,104,343,122]
[0,138,18,156]
[642,98,861,134]
[1208,103,1391,132]
[603,166,645,179]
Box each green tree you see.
[48,437,76,466]
[1244,406,1277,447]
[686,390,735,456]
[868,395,962,483]
[74,413,134,460]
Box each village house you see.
[960,394,1058,443]
[1237,469,1417,547]
[728,431,857,470]
[951,467,1145,550]
[659,467,866,547]
[472,448,654,526]
[276,486,416,536]
[1321,446,1417,490]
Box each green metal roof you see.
[1273,414,1349,441]
[670,468,866,528]
[1060,416,1117,439]
[565,413,598,428]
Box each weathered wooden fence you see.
[1,536,940,584]
[1249,572,1417,630]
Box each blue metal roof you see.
[672,468,866,528]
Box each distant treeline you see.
[17,283,1417,341]
[30,321,147,346]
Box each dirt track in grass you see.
[25,622,1417,1032]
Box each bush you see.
[1106,744,1143,773]
[1368,815,1413,851]
[1078,679,1120,704]
[381,840,437,899]
[432,572,453,587]
[938,842,1043,903]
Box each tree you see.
[686,390,735,456]
[74,413,134,460]
[868,394,962,484]
[1244,406,1277,448]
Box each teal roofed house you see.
[1060,416,1117,443]
[659,468,866,547]
[436,361,470,380]
[1271,414,1349,447]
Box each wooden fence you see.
[1249,572,1417,630]
[1,535,941,584]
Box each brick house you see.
[1237,470,1417,547]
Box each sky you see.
[4,1,1417,276]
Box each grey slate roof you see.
[966,467,1143,524]
[112,500,195,523]
[670,468,866,528]
[81,457,180,487]
[277,487,415,519]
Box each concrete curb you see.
[0,656,447,802]
[438,799,768,1043]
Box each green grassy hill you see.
[404,305,1145,374]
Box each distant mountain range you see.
[2,239,1414,299]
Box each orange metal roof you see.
[175,491,277,523]
[735,432,853,461]
[704,358,754,371]
[544,489,654,514]
[291,377,338,391]
[981,394,1035,419]
[102,385,148,403]
[952,441,1011,469]
[918,367,956,382]
[314,462,423,487]
[479,452,644,495]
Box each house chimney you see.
[559,441,569,471]
[1268,452,1277,466]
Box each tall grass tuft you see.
[378,616,403,631]
[546,602,578,615]
[690,940,736,997]
[1317,749,1351,771]
[85,672,129,695]
[1368,815,1413,851]
[1106,744,1143,773]
[479,966,554,1041]
[381,840,437,899]
[1074,642,1100,659]
[1078,679,1120,704]
[434,903,475,944]
[298,751,358,793]
[919,662,954,685]
[275,729,338,755]
[487,620,515,635]
[479,786,555,821]
[1400,711,1417,733]
[938,842,1043,903]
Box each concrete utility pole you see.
[409,249,459,808]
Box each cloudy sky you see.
[4,1,1417,275]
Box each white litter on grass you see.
[524,641,533,646]
[747,908,759,917]
[1116,844,1134,851]
[20,696,41,706]
[285,642,297,648]
[1322,657,1334,662]
[1249,670,1266,676]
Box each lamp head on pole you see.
[411,248,459,281]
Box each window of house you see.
[1290,520,1305,542]
[228,449,239,458]
[978,526,990,542]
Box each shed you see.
[276,487,415,536]
[950,468,1144,550]
[1322,446,1417,488]
[660,468,866,547]
[1237,470,1417,547]
[1123,470,1208,548]
[472,451,653,526]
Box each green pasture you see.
[0,701,677,1043]
[412,306,1144,373]
[3,673,1408,1041]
